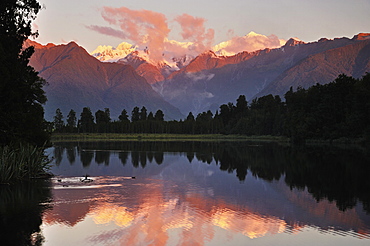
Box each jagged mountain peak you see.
[157,33,370,115]
[284,37,306,47]
[24,39,55,49]
[27,40,184,120]
[199,50,218,58]
[212,31,286,56]
[245,31,264,37]
[352,33,370,41]
[91,42,137,62]
[26,33,370,120]
[90,31,288,68]
[66,41,79,47]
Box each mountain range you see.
[26,40,183,120]
[27,33,370,120]
[153,33,370,114]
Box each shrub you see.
[0,143,52,183]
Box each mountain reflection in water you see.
[42,141,370,245]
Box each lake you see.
[1,141,370,245]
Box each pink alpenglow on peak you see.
[212,31,286,56]
[87,6,287,64]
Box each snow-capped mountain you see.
[89,31,286,76]
[90,39,195,68]
[156,34,370,115]
[90,40,198,84]
[212,31,286,56]
[90,42,137,62]
[26,32,370,119]
[25,40,184,120]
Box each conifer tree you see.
[131,107,140,122]
[154,110,164,121]
[79,107,95,132]
[53,108,64,132]
[140,106,147,121]
[147,112,155,121]
[118,109,129,122]
[66,109,77,131]
[0,0,48,145]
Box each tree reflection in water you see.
[0,180,52,246]
[53,141,370,214]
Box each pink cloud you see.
[99,6,170,61]
[86,25,127,40]
[88,7,218,61]
[174,13,214,53]
[88,7,285,62]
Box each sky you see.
[33,0,370,54]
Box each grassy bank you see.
[0,143,52,184]
[51,133,290,143]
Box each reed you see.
[0,143,52,184]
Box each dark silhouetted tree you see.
[53,108,64,132]
[66,109,77,131]
[0,0,48,145]
[95,108,111,133]
[235,95,248,118]
[95,109,110,124]
[186,112,195,122]
[140,106,147,121]
[79,107,95,132]
[118,109,129,122]
[147,112,154,121]
[154,110,164,121]
[131,107,140,122]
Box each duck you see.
[81,174,93,183]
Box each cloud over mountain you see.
[99,6,170,62]
[174,13,215,53]
[86,25,127,40]
[87,7,284,63]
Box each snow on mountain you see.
[90,32,287,69]
[90,42,137,62]
[283,37,306,47]
[90,39,196,69]
[212,31,286,56]
[28,41,184,120]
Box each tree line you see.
[52,73,370,142]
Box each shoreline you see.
[51,133,290,143]
[50,133,368,150]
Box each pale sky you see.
[34,0,370,53]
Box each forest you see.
[52,73,370,143]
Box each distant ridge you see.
[26,33,370,119]
[154,33,370,115]
[26,40,183,120]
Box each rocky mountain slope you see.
[154,34,370,114]
[26,40,183,120]
[27,33,370,120]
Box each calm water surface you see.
[1,141,370,246]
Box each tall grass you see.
[0,143,52,183]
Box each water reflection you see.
[43,177,293,245]
[45,141,370,245]
[0,180,52,246]
[52,141,370,214]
